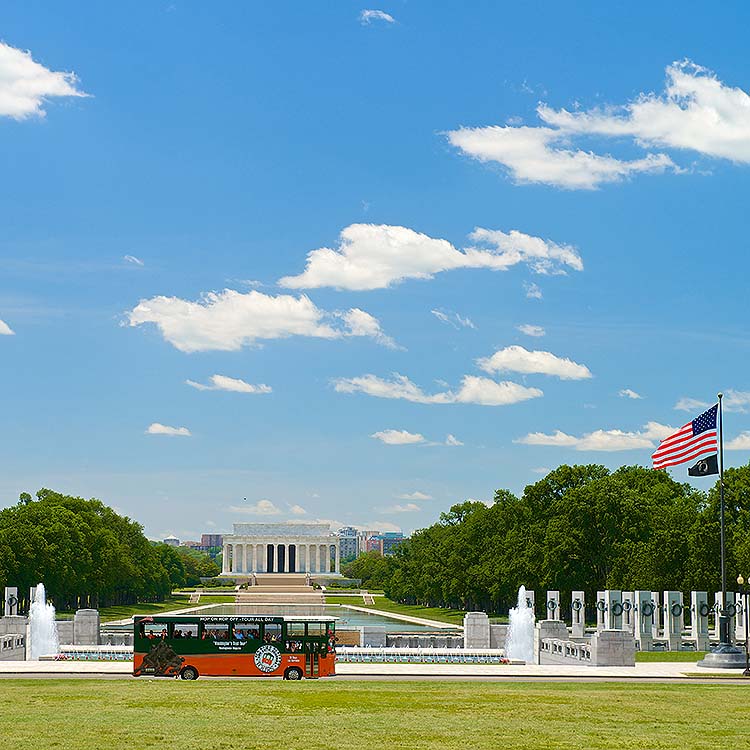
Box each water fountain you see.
[505,585,535,663]
[28,583,59,660]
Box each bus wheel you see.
[180,666,199,681]
[284,667,303,681]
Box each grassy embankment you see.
[0,680,745,749]
[61,595,236,622]
[324,594,467,625]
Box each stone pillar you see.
[634,590,653,651]
[663,590,683,650]
[735,591,746,643]
[250,544,256,573]
[284,545,290,573]
[463,612,490,649]
[545,591,561,621]
[335,544,340,573]
[534,620,569,665]
[651,591,662,637]
[621,592,635,635]
[691,591,710,651]
[222,545,229,574]
[525,589,535,616]
[571,591,585,638]
[726,592,737,643]
[605,590,623,630]
[3,587,18,616]
[596,591,607,631]
[73,609,100,646]
[269,543,276,574]
[320,544,327,573]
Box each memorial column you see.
[334,544,340,573]
[222,543,229,574]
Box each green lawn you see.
[0,680,746,749]
[325,595,466,625]
[79,595,236,622]
[636,651,707,662]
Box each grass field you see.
[325,595,467,625]
[636,651,707,662]
[0,679,747,749]
[83,595,236,622]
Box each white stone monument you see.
[735,592,746,643]
[663,590,683,650]
[571,591,585,638]
[651,590,662,637]
[691,591,710,651]
[633,590,653,651]
[525,589,535,615]
[3,587,18,616]
[596,590,607,632]
[545,591,561,621]
[621,591,635,635]
[605,590,623,630]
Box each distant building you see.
[381,532,405,556]
[201,533,223,548]
[337,527,358,560]
[163,536,180,547]
[181,540,202,549]
[357,529,381,556]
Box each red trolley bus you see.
[133,614,336,680]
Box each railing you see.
[539,638,591,662]
[336,647,508,664]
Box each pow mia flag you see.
[688,454,719,477]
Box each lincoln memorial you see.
[221,522,340,575]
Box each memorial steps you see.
[235,574,326,605]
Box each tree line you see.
[346,463,750,615]
[0,489,219,611]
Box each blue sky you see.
[1,1,749,540]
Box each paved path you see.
[0,660,742,681]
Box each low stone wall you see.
[0,634,24,661]
[535,620,635,667]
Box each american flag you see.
[652,404,718,470]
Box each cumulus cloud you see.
[445,434,464,446]
[448,60,750,189]
[371,429,425,445]
[477,345,592,380]
[727,432,750,451]
[359,9,395,24]
[289,504,307,515]
[123,255,144,266]
[674,391,748,413]
[336,372,543,407]
[0,319,14,336]
[0,41,88,119]
[524,282,543,299]
[385,503,421,513]
[397,491,433,500]
[279,224,582,291]
[619,388,643,400]
[532,467,551,475]
[146,423,191,437]
[431,309,476,329]
[515,421,674,451]
[229,499,281,515]
[186,374,272,394]
[126,289,396,352]
[674,397,711,412]
[517,324,545,337]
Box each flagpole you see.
[718,391,729,645]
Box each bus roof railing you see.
[133,614,338,622]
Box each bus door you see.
[303,622,325,677]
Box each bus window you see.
[287,622,305,637]
[233,623,261,642]
[172,623,198,639]
[306,623,325,637]
[140,623,165,639]
[262,623,282,644]
[202,623,230,641]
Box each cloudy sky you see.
[2,2,749,540]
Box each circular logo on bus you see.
[254,645,282,673]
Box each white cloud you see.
[532,467,550,475]
[289,504,307,515]
[724,390,750,413]
[515,421,674,451]
[0,41,88,119]
[517,324,545,337]
[335,372,543,407]
[447,124,674,190]
[371,429,425,445]
[123,255,144,266]
[146,423,191,437]
[448,60,750,189]
[397,491,433,501]
[539,61,750,163]
[445,434,464,446]
[126,289,395,352]
[0,319,14,336]
[477,345,592,380]
[229,499,281,516]
[431,309,476,329]
[619,388,643,400]
[727,432,750,451]
[359,9,395,24]
[186,374,272,394]
[674,397,711,412]
[524,282,543,299]
[278,224,582,291]
[385,503,420,513]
